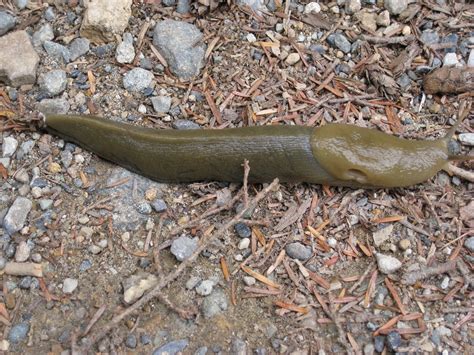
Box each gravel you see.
[464,237,474,252]
[384,0,408,15]
[152,339,189,355]
[151,96,172,113]
[326,33,351,53]
[234,222,251,238]
[39,70,67,97]
[123,68,154,92]
[201,289,228,318]
[375,253,402,274]
[3,197,32,235]
[151,199,168,212]
[32,24,54,47]
[170,236,198,261]
[2,137,18,157]
[116,32,135,64]
[125,334,137,349]
[172,119,200,130]
[62,278,79,294]
[0,11,16,36]
[285,242,312,261]
[69,37,90,61]
[14,241,31,262]
[8,322,29,343]
[458,133,474,146]
[43,40,71,63]
[195,280,214,296]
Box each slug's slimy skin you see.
[42,114,462,188]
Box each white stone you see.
[238,238,250,250]
[385,0,408,15]
[458,133,474,146]
[63,278,79,294]
[196,280,214,296]
[304,2,321,14]
[468,49,474,68]
[345,0,361,15]
[375,253,402,274]
[443,52,459,67]
[243,276,256,286]
[2,137,18,157]
[246,33,256,43]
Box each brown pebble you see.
[5,293,16,309]
[399,239,411,250]
[125,319,135,329]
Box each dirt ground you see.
[0,0,473,354]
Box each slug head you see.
[311,124,450,188]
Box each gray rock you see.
[125,334,137,349]
[39,199,53,210]
[386,331,402,351]
[373,224,393,247]
[384,0,408,15]
[172,119,200,130]
[326,33,351,53]
[153,20,206,80]
[116,32,135,64]
[468,48,474,68]
[345,0,361,15]
[0,256,6,270]
[231,338,248,354]
[123,68,154,92]
[363,343,375,355]
[152,339,189,355]
[0,157,10,168]
[464,237,474,252]
[195,280,214,296]
[170,236,198,261]
[0,11,16,36]
[8,322,29,343]
[32,24,54,47]
[39,69,67,97]
[43,40,71,63]
[285,242,312,261]
[69,37,90,61]
[374,336,385,352]
[420,30,439,45]
[37,98,70,114]
[4,197,32,235]
[44,6,55,21]
[236,0,267,13]
[2,137,18,158]
[162,0,176,5]
[151,199,167,212]
[14,0,28,10]
[61,150,73,168]
[186,276,201,290]
[0,31,40,86]
[135,201,152,215]
[62,278,78,293]
[194,347,208,355]
[375,253,402,274]
[201,289,228,318]
[458,133,474,146]
[431,325,451,347]
[176,0,191,14]
[14,241,31,262]
[105,168,166,231]
[234,222,251,238]
[151,96,172,113]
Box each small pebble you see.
[186,276,200,290]
[285,242,312,261]
[196,280,214,296]
[375,253,402,274]
[285,53,300,65]
[304,2,321,14]
[14,241,31,262]
[234,223,251,238]
[386,331,402,351]
[63,278,78,293]
[440,276,450,290]
[39,199,53,210]
[152,339,189,355]
[243,276,256,286]
[458,133,474,146]
[443,52,459,66]
[123,68,154,93]
[170,236,198,261]
[464,237,474,252]
[151,96,172,113]
[125,334,137,349]
[384,0,408,15]
[2,137,18,158]
[0,11,16,36]
[399,239,410,251]
[238,238,250,250]
[246,33,256,43]
[116,32,135,64]
[8,323,29,343]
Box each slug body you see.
[43,114,455,188]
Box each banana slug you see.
[40,114,470,188]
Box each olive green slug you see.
[40,114,471,188]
